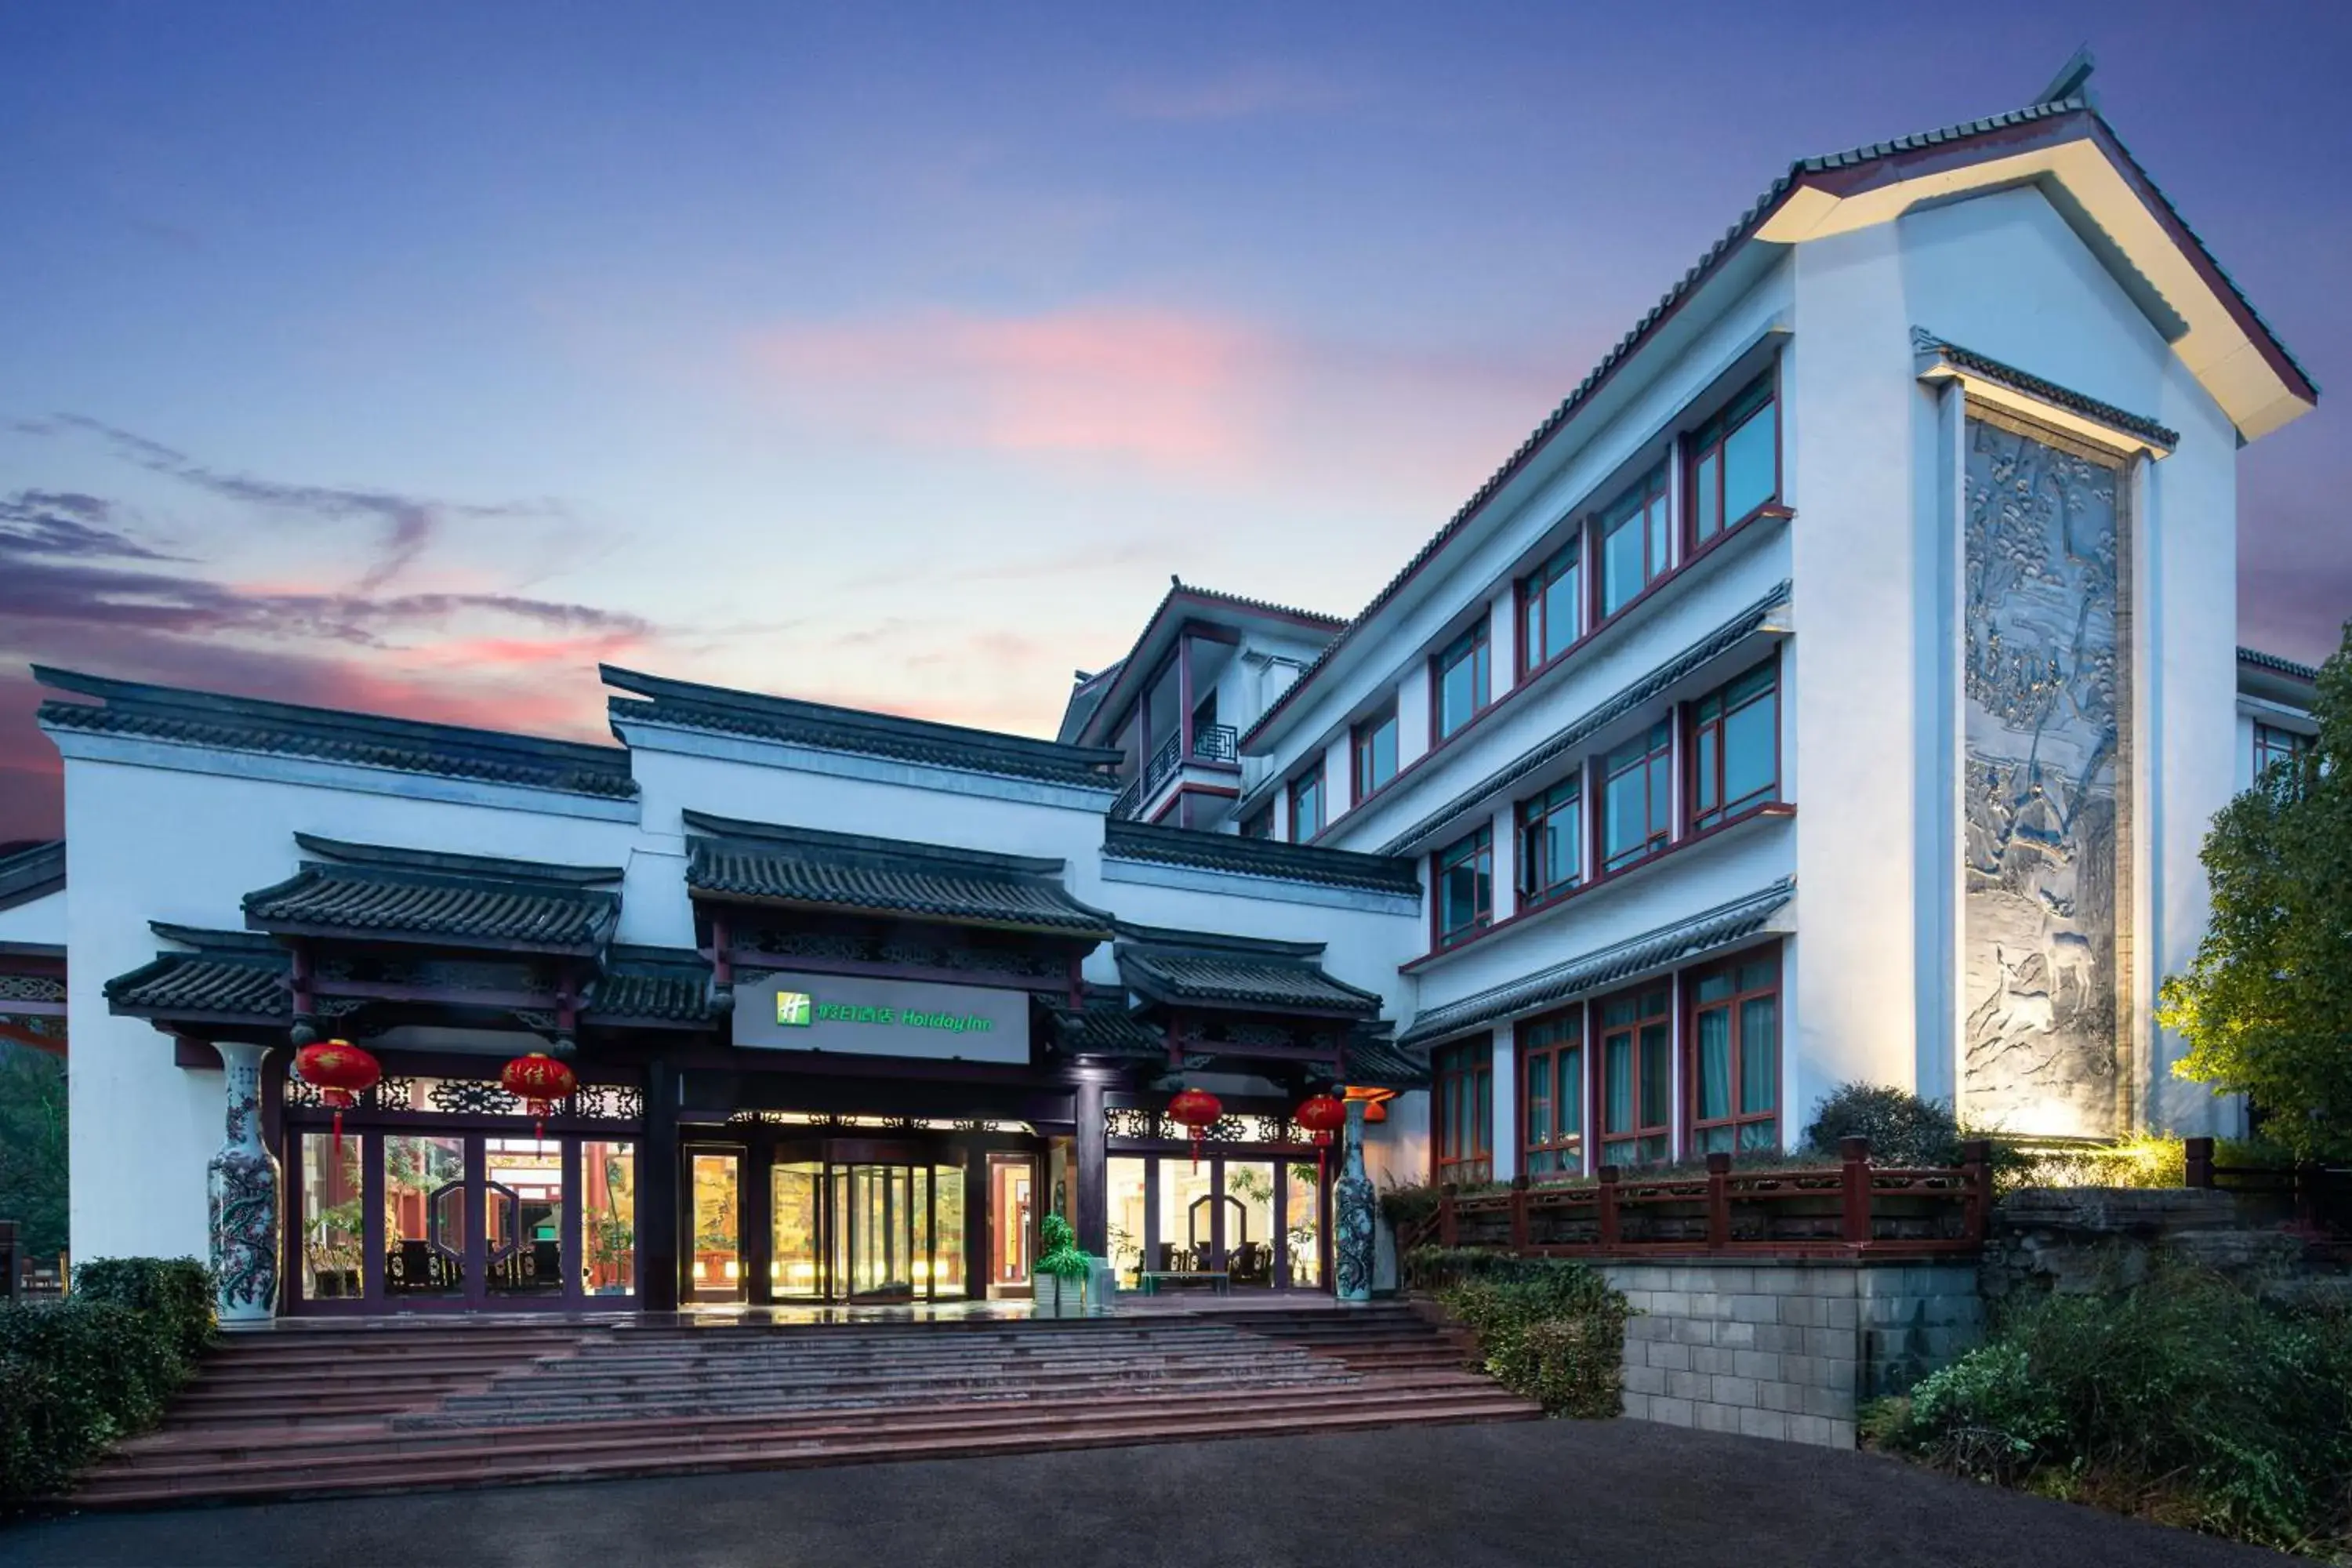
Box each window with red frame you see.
[1433,824,1493,948]
[1687,656,1779,832]
[1595,461,1671,621]
[2253,722,2310,780]
[1239,805,1275,840]
[1352,702,1399,802]
[1516,775,1581,906]
[1288,768,1325,842]
[1519,1009,1584,1179]
[1518,539,1581,674]
[1596,985,1671,1168]
[1432,1039,1493,1184]
[1599,719,1673,873]
[1686,373,1778,551]
[1689,949,1780,1154]
[1432,620,1490,742]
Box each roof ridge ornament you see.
[2034,45,2096,108]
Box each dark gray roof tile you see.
[243,839,622,951]
[684,812,1115,938]
[1116,926,1384,1017]
[1104,819,1421,896]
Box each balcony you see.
[1110,724,1240,822]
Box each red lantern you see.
[294,1039,381,1158]
[1165,1087,1223,1170]
[1295,1092,1345,1187]
[500,1051,577,1139]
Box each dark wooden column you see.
[1073,1074,1109,1255]
[962,1149,987,1299]
[743,1123,774,1305]
[641,1060,681,1311]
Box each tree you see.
[2158,622,2352,1160]
[0,1042,68,1261]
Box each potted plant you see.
[1033,1212,1094,1317]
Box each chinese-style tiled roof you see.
[588,946,717,1024]
[683,811,1116,938]
[1116,925,1385,1018]
[1068,579,1345,750]
[603,666,1123,790]
[1243,82,2315,753]
[2239,647,2321,684]
[0,840,64,913]
[107,927,290,1021]
[242,836,622,953]
[1374,582,1791,855]
[1342,1036,1431,1091]
[1043,994,1165,1060]
[33,667,637,800]
[1399,880,1795,1047]
[1103,818,1421,897]
[1912,329,2180,448]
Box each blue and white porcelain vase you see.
[1334,1098,1375,1303]
[206,1042,280,1325]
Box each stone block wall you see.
[1603,1259,1981,1448]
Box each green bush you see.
[1802,1081,1963,1166]
[1868,1263,2352,1555]
[74,1256,214,1360]
[0,1258,214,1508]
[1421,1252,1631,1419]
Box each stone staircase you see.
[71,1303,1534,1508]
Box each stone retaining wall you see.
[1603,1259,1981,1449]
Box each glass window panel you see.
[1604,760,1648,865]
[1737,959,1777,992]
[1370,716,1397,789]
[1697,1009,1732,1120]
[1639,1024,1670,1131]
[1440,654,1476,735]
[769,1160,822,1299]
[1696,450,1721,542]
[1604,1036,1632,1134]
[1224,1162,1276,1287]
[384,1134,465,1297]
[298,1132,363,1301]
[1646,752,1671,841]
[1283,1163,1322,1287]
[689,1151,742,1299]
[1740,996,1780,1117]
[1544,562,1578,661]
[485,1137,564,1297]
[1559,1048,1584,1139]
[1526,1055,1552,1145]
[581,1140,637,1298]
[1646,496,1669,579]
[1601,510,1644,615]
[1723,694,1776,809]
[1158,1157,1217,1273]
[1723,405,1777,521]
[1106,1157,1149,1289]
[1696,972,1734,1004]
[1696,728,1719,814]
[1737,1120,1779,1153]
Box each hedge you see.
[0,1256,213,1507]
[1410,1250,1632,1419]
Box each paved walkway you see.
[0,1421,2284,1567]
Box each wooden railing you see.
[1423,1138,1992,1261]
[2184,1136,2350,1236]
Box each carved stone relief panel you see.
[1962,409,2129,1137]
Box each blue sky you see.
[3,1,2347,840]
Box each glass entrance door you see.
[987,1153,1035,1296]
[687,1149,743,1302]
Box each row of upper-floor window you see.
[2252,721,2313,779]
[1428,652,1781,952]
[1243,364,1784,846]
[1431,940,1784,1185]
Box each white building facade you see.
[3,65,2325,1313]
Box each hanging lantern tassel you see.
[501,1052,578,1142]
[1166,1088,1223,1172]
[294,1040,383,1164]
[1294,1092,1347,1193]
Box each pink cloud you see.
[1110,64,1357,123]
[746,306,1281,469]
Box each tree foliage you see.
[2158,623,2352,1161]
[0,1043,67,1261]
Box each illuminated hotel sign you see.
[735,972,1028,1065]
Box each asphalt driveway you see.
[0,1421,2288,1568]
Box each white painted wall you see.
[0,884,64,947]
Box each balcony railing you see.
[1398,1138,1992,1263]
[1110,725,1243,820]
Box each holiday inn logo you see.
[770,985,994,1036]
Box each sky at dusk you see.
[3,1,2348,843]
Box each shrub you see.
[74,1256,214,1360]
[1802,1081,1962,1167]
[1422,1253,1631,1419]
[1868,1262,2352,1555]
[0,1258,214,1507]
[1377,1180,1441,1234]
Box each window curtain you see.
[1697,1007,1732,1120]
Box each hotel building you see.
[0,60,2327,1317]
